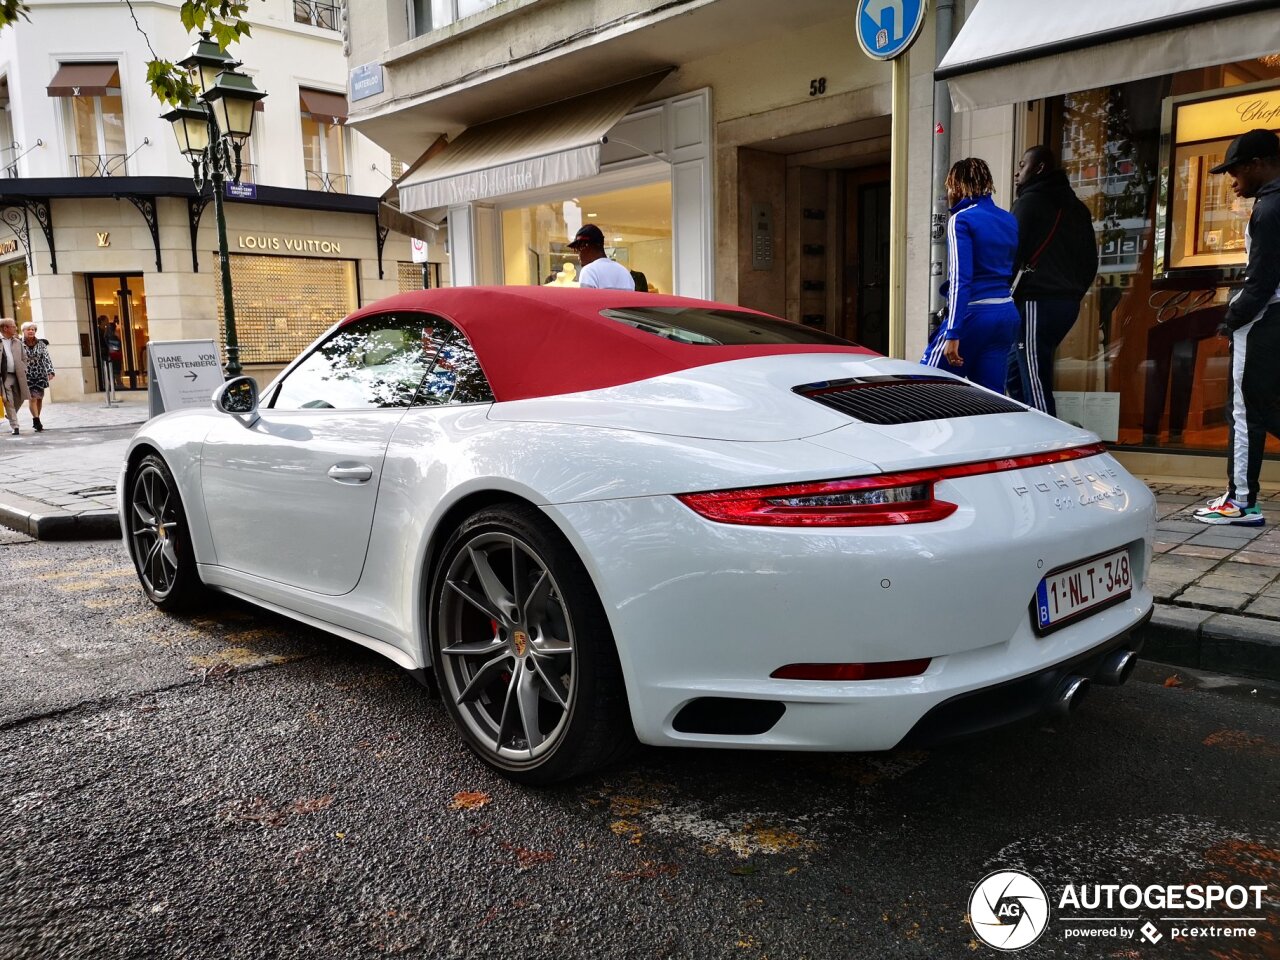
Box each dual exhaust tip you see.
[1052,648,1137,719]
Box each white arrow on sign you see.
[865,0,905,41]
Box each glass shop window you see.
[500,180,673,295]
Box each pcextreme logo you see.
[969,868,1271,951]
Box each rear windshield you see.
[601,307,856,346]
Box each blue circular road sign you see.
[856,0,928,61]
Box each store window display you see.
[1042,55,1280,461]
[501,180,672,294]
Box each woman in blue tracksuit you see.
[922,158,1020,393]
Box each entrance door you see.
[840,169,891,355]
[88,274,149,390]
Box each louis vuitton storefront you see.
[0,178,414,400]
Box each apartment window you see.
[300,88,348,193]
[294,0,339,29]
[48,63,126,177]
[409,0,498,35]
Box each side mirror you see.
[213,376,259,421]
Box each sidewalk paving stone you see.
[1170,545,1234,560]
[1244,597,1280,619]
[1175,587,1251,612]
[1230,551,1280,568]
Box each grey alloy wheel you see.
[437,530,577,762]
[128,454,203,611]
[430,503,634,784]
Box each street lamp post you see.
[162,33,265,380]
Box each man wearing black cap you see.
[567,224,635,291]
[1194,128,1280,526]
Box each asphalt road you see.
[1,536,1276,960]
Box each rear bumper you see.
[900,605,1153,747]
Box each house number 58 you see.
[809,78,827,96]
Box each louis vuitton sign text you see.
[237,235,343,254]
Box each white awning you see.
[937,0,1280,111]
[398,72,669,213]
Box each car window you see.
[413,318,493,406]
[600,306,856,346]
[272,313,440,411]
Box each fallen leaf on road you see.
[611,861,679,881]
[1163,674,1183,687]
[499,842,555,869]
[450,790,492,811]
[288,795,334,815]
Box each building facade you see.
[0,0,432,400]
[344,0,1278,478]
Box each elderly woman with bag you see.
[21,321,54,432]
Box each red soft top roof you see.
[343,286,873,402]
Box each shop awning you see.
[299,88,348,124]
[937,0,1280,110]
[378,201,442,242]
[397,71,670,213]
[47,62,119,98]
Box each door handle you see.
[328,463,373,483]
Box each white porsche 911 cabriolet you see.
[121,287,1155,783]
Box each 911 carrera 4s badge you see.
[512,630,528,657]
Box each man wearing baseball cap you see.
[1194,128,1280,526]
[567,224,635,291]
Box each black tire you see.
[429,503,634,785]
[126,453,205,612]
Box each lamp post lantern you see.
[163,32,265,379]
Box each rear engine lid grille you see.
[795,375,1027,425]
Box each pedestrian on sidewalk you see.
[921,157,1021,394]
[0,317,30,436]
[21,321,54,432]
[1195,128,1280,527]
[1006,145,1099,415]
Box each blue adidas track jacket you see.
[940,194,1019,340]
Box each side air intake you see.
[795,375,1028,425]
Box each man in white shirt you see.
[567,224,635,290]
[0,317,30,436]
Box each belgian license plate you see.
[1034,547,1133,634]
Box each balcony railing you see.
[305,169,350,194]
[70,153,128,177]
[294,0,339,30]
[230,163,258,185]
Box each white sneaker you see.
[1198,491,1231,512]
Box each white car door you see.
[200,311,441,595]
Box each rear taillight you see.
[771,659,932,681]
[676,443,1106,528]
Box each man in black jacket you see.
[1007,146,1098,416]
[1194,129,1280,527]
